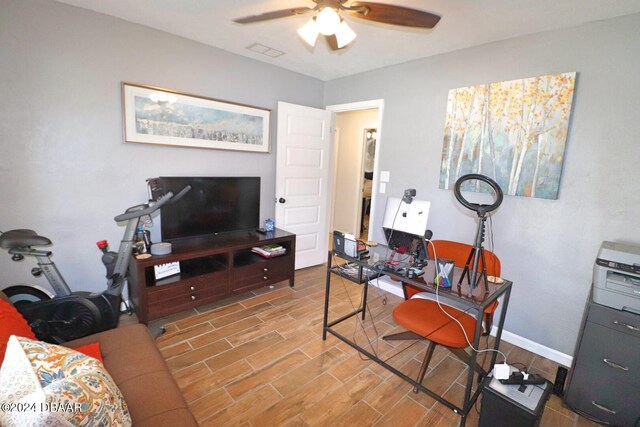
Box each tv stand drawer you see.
[233,268,290,292]
[232,255,292,292]
[235,255,290,275]
[147,272,229,305]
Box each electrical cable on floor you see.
[371,201,404,307]
[473,334,494,415]
[331,254,382,360]
[510,361,528,371]
[369,261,389,302]
[341,257,451,366]
[331,250,426,364]
[333,239,473,367]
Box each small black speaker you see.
[553,366,568,396]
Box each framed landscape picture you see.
[122,82,271,153]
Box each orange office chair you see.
[386,239,501,392]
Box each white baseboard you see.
[370,276,573,367]
[369,275,404,297]
[491,327,573,367]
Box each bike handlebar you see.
[114,185,191,222]
[168,185,191,205]
[113,191,172,222]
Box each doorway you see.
[361,127,377,240]
[327,100,384,243]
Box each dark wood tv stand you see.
[127,228,296,324]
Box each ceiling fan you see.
[233,0,441,50]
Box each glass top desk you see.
[322,250,513,427]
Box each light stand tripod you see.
[458,207,490,295]
[453,174,503,297]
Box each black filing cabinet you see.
[564,301,640,426]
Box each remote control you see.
[256,228,268,234]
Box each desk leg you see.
[323,251,332,341]
[361,273,369,321]
[489,287,511,369]
[459,310,486,426]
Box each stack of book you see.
[251,243,286,258]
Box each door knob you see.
[278,198,286,203]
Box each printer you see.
[593,241,640,314]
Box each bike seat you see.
[0,229,51,249]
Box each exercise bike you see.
[0,186,190,343]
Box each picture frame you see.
[439,72,576,199]
[122,82,271,153]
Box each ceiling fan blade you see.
[233,7,313,24]
[346,2,441,29]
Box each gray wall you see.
[0,0,323,294]
[325,13,640,355]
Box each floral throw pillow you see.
[0,335,132,426]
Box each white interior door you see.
[276,102,333,269]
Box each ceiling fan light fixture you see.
[297,17,319,46]
[334,20,356,48]
[315,7,340,35]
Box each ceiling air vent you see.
[246,43,285,58]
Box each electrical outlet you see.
[373,252,380,262]
[379,182,386,193]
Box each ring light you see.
[452,174,504,296]
[454,174,503,215]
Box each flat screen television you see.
[158,176,260,241]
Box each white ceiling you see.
[54,0,640,81]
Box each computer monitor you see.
[382,197,431,262]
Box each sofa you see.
[0,291,197,426]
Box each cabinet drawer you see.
[150,287,224,307]
[147,271,228,305]
[235,255,291,277]
[587,302,640,338]
[573,321,640,386]
[565,368,640,426]
[147,283,228,319]
[231,269,289,292]
[232,256,289,290]
[193,279,229,300]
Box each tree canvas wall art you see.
[439,72,576,199]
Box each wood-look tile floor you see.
[150,263,597,427]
